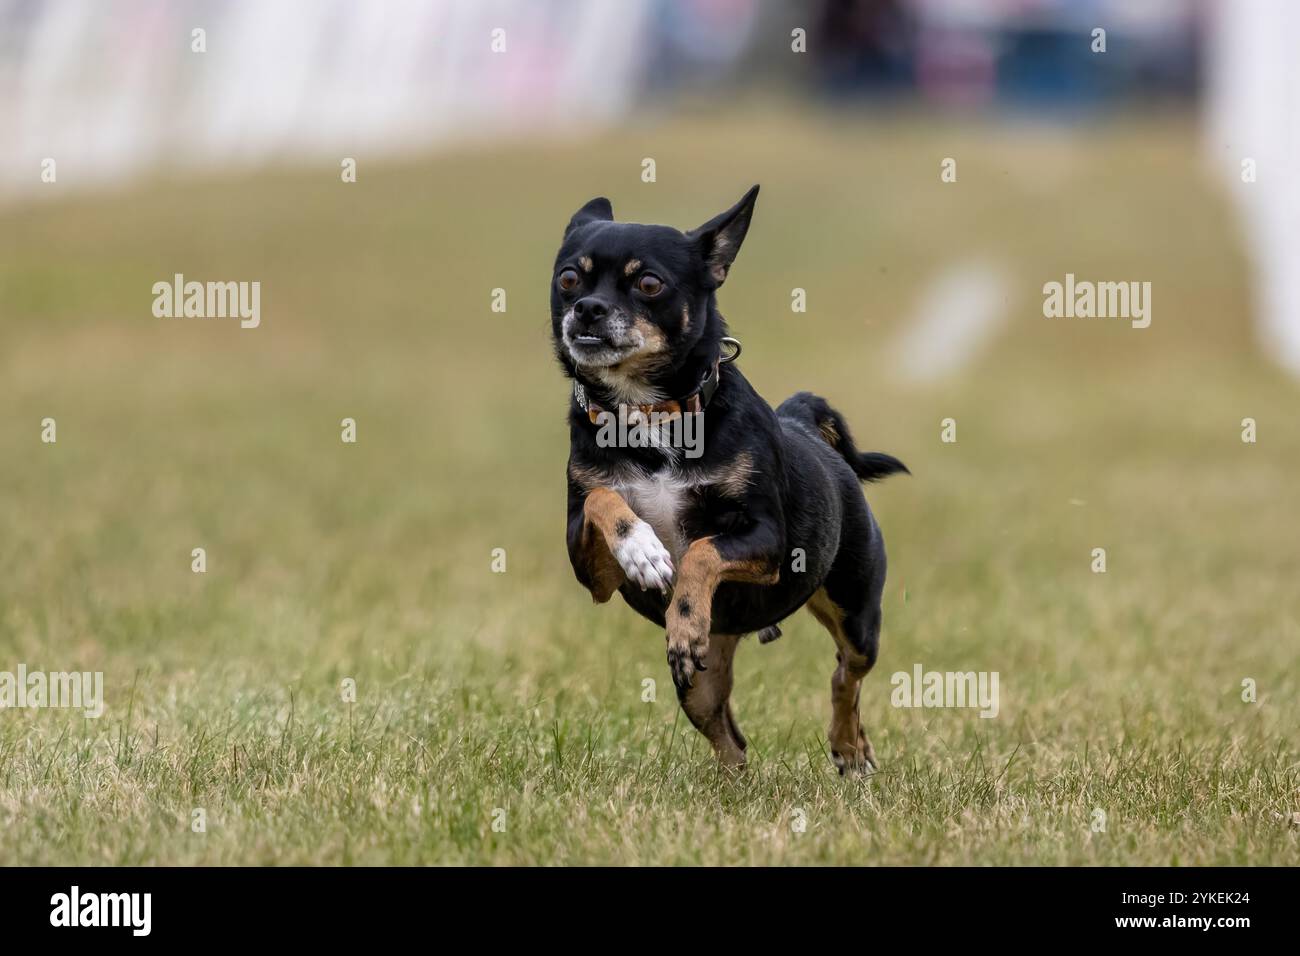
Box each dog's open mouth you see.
[566,333,642,368]
[561,307,649,368]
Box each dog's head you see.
[550,186,759,402]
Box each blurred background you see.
[1,0,1297,864]
[3,0,1299,371]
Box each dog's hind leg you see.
[807,587,880,775]
[677,632,747,769]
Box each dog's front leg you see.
[666,532,780,695]
[567,486,674,602]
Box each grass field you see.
[2,108,1297,865]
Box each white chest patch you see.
[614,473,694,561]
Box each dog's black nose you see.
[573,296,610,324]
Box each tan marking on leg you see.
[578,256,593,273]
[584,487,637,543]
[681,304,691,331]
[806,588,877,773]
[623,258,642,276]
[575,487,639,603]
[575,521,623,603]
[805,587,841,634]
[818,418,840,448]
[678,633,746,768]
[666,538,778,693]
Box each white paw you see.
[613,520,674,592]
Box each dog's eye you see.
[637,274,664,296]
[558,269,580,292]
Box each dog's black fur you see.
[552,186,907,772]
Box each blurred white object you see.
[0,0,651,201]
[893,258,1012,384]
[1205,0,1300,376]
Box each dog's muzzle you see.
[562,308,645,367]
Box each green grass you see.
[1,108,1297,864]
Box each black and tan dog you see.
[552,186,907,773]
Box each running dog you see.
[552,186,908,772]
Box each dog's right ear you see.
[689,185,759,287]
[565,197,613,238]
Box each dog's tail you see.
[776,391,910,483]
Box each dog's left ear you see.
[689,185,759,286]
[565,196,614,238]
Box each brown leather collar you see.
[574,361,719,425]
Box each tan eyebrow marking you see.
[579,256,593,273]
[624,259,642,276]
